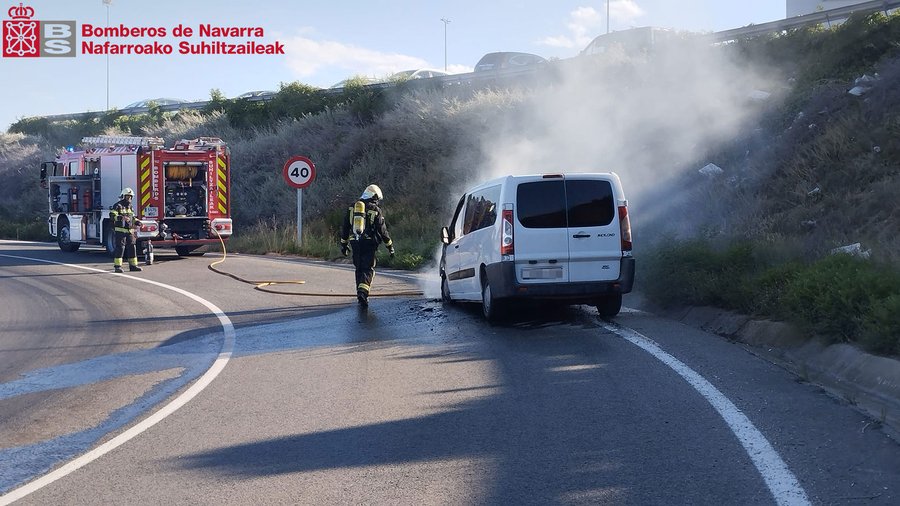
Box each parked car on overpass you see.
[121,98,188,112]
[474,52,547,72]
[389,69,449,81]
[235,90,276,100]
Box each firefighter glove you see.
[388,245,395,258]
[341,244,349,257]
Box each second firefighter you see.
[340,184,394,306]
[109,187,143,273]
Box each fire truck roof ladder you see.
[174,137,226,150]
[81,136,165,148]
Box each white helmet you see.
[360,184,383,201]
[120,187,135,198]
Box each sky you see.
[0,0,788,131]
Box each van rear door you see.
[514,178,569,284]
[565,176,621,282]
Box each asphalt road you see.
[1,240,899,505]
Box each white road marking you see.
[0,253,235,504]
[601,321,810,506]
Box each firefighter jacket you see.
[340,201,393,248]
[109,199,136,234]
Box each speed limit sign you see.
[283,156,316,189]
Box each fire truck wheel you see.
[57,219,81,253]
[104,226,116,257]
[175,246,204,257]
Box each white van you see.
[439,173,634,321]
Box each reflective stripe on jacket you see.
[110,199,135,234]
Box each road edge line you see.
[0,254,235,504]
[601,320,810,506]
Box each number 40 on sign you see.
[282,156,316,245]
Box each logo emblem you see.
[3,3,38,57]
[2,3,75,57]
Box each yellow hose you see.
[208,229,423,297]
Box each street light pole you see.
[103,0,112,111]
[440,17,450,71]
[607,0,610,34]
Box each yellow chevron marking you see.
[141,180,150,194]
[218,191,227,203]
[217,157,225,169]
[141,169,150,182]
[141,193,150,206]
[217,179,227,192]
[218,203,227,213]
[140,157,150,168]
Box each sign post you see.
[282,156,316,246]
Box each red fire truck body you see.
[40,136,233,259]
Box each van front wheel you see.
[596,293,623,318]
[441,276,452,303]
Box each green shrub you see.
[0,219,49,241]
[782,254,899,343]
[640,239,759,309]
[861,294,900,355]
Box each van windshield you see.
[516,179,614,228]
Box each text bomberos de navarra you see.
[80,23,285,55]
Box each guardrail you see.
[710,0,900,42]
[30,0,900,124]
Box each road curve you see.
[2,241,899,504]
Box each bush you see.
[861,294,900,355]
[640,239,759,309]
[782,254,899,343]
[641,239,900,356]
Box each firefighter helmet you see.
[360,184,383,201]
[120,187,135,198]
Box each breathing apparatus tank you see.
[352,200,366,239]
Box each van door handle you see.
[572,233,590,238]
[454,245,459,249]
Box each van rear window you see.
[517,180,566,228]
[516,179,615,228]
[566,179,614,227]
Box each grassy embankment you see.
[640,12,900,355]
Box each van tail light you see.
[501,206,514,256]
[618,205,632,253]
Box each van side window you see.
[517,180,566,228]
[450,195,466,240]
[566,180,614,227]
[462,184,500,234]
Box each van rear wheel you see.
[481,278,503,323]
[596,293,622,318]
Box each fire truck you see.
[39,136,233,261]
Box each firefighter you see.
[109,187,143,273]
[340,184,394,306]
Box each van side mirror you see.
[440,227,450,245]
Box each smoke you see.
[472,37,780,240]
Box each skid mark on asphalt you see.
[0,253,234,504]
[601,321,811,506]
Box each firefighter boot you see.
[114,265,124,273]
[357,289,368,307]
[129,265,143,272]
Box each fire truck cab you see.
[40,136,233,261]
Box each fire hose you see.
[208,229,424,297]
